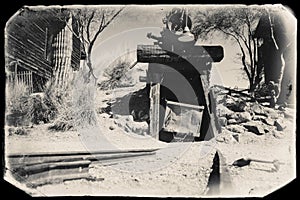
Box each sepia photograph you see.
[3,4,297,197]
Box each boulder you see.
[262,118,275,126]
[227,119,238,125]
[238,112,252,122]
[251,103,266,116]
[216,104,234,118]
[226,124,246,133]
[274,119,285,131]
[227,112,252,123]
[218,117,227,127]
[243,122,266,135]
[252,115,267,121]
[226,98,247,112]
[114,114,148,135]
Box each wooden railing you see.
[7,71,33,94]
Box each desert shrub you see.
[6,80,58,125]
[8,127,29,135]
[7,68,99,130]
[25,94,57,124]
[72,69,97,128]
[98,60,134,90]
[45,79,76,131]
[6,81,30,115]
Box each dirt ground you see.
[4,64,296,197]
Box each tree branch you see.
[217,27,251,82]
[86,11,95,43]
[89,7,124,54]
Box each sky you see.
[91,5,249,89]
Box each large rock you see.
[261,118,275,126]
[114,114,148,135]
[250,103,266,116]
[227,112,252,123]
[227,119,238,125]
[218,117,227,127]
[216,104,234,118]
[274,119,285,131]
[252,115,267,121]
[225,97,247,112]
[226,124,246,134]
[243,121,266,135]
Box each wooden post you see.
[149,82,160,140]
[200,74,219,139]
[149,73,162,140]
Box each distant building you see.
[5,7,82,92]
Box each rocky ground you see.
[211,85,296,197]
[4,66,296,197]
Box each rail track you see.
[6,148,159,188]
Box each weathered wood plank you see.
[6,53,52,79]
[28,172,92,188]
[6,50,52,75]
[166,100,205,110]
[7,34,45,57]
[24,165,90,183]
[137,45,224,63]
[9,23,47,44]
[21,160,91,173]
[149,83,161,140]
[200,74,219,138]
[7,148,159,158]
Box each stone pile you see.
[212,86,287,144]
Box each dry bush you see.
[6,81,30,115]
[72,69,97,128]
[6,69,98,130]
[46,79,75,131]
[6,80,58,126]
[47,68,98,131]
[25,93,57,124]
[98,60,134,90]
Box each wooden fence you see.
[7,71,33,94]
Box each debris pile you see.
[212,85,288,144]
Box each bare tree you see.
[63,6,124,83]
[192,6,264,92]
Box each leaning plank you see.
[7,148,160,158]
[166,100,205,110]
[200,74,219,138]
[22,164,90,182]
[21,160,91,174]
[149,83,160,140]
[8,151,156,167]
[87,151,156,161]
[27,172,92,188]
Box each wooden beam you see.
[166,100,204,110]
[7,148,159,158]
[200,74,219,138]
[149,82,161,140]
[137,44,224,64]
